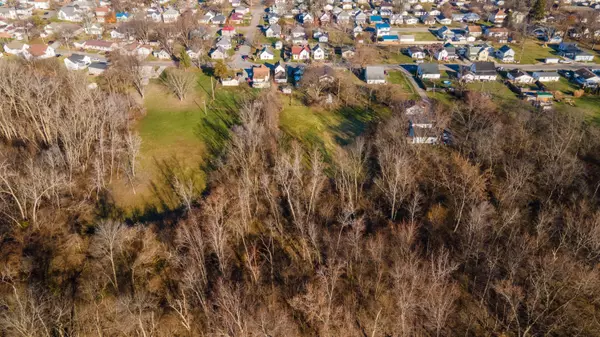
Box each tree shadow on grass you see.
[331,106,380,146]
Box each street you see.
[228,4,264,70]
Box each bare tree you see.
[162,68,196,101]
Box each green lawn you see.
[379,48,415,64]
[503,40,558,64]
[414,31,438,41]
[388,70,418,96]
[111,72,243,213]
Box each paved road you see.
[229,5,264,69]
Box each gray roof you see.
[418,63,440,75]
[67,54,87,63]
[365,66,385,80]
[88,62,107,70]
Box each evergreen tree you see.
[179,49,191,68]
[532,0,546,21]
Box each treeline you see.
[2,59,600,336]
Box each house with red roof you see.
[229,12,244,24]
[291,45,310,60]
[221,25,236,37]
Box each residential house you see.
[258,47,274,60]
[399,35,415,43]
[216,36,232,50]
[381,35,400,44]
[369,15,383,24]
[406,103,437,144]
[162,9,180,23]
[437,15,451,25]
[507,69,534,83]
[575,68,600,87]
[212,14,227,25]
[421,14,436,25]
[221,25,236,37]
[313,66,335,83]
[435,44,458,61]
[353,25,363,37]
[64,54,91,70]
[230,12,244,24]
[532,71,560,82]
[300,12,313,24]
[88,62,108,75]
[495,45,515,62]
[291,26,306,39]
[116,12,130,22]
[390,14,403,25]
[267,13,280,25]
[320,12,331,25]
[485,27,509,39]
[365,66,386,84]
[84,23,103,35]
[273,62,287,83]
[408,46,425,59]
[291,45,310,60]
[467,46,489,61]
[58,5,84,22]
[355,12,367,25]
[417,63,441,79]
[221,75,241,86]
[459,61,497,81]
[252,65,271,88]
[336,11,351,24]
[210,46,227,59]
[265,24,282,38]
[199,11,215,23]
[376,22,391,37]
[404,16,418,24]
[340,46,355,58]
[23,44,55,60]
[488,8,506,26]
[32,0,50,10]
[235,6,249,14]
[3,41,28,55]
[466,25,482,37]
[75,40,116,52]
[110,29,127,39]
[274,40,283,49]
[95,6,109,22]
[152,49,171,59]
[312,44,325,60]
[436,26,454,40]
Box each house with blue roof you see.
[369,15,383,24]
[376,23,391,37]
[116,12,130,22]
[381,35,399,43]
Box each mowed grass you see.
[414,31,438,41]
[111,72,242,213]
[493,40,557,64]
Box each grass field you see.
[388,70,419,98]
[110,72,245,213]
[493,40,557,64]
[414,31,438,41]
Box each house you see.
[252,65,271,88]
[488,8,506,26]
[407,46,425,59]
[365,66,386,84]
[459,62,497,81]
[199,11,215,24]
[417,63,441,79]
[380,35,399,44]
[267,13,280,25]
[467,46,489,61]
[313,66,335,83]
[110,29,127,39]
[235,6,249,14]
[274,40,283,50]
[291,45,310,60]
[485,27,509,39]
[84,23,103,35]
[216,36,232,50]
[435,44,458,61]
[152,49,171,60]
[376,23,391,37]
[210,47,227,59]
[436,26,454,40]
[312,44,325,60]
[406,103,437,144]
[495,45,515,62]
[212,14,227,25]
[230,12,244,24]
[507,69,534,83]
[64,54,91,70]
[23,44,55,60]
[221,75,241,86]
[404,16,418,25]
[273,62,287,83]
[32,0,50,10]
[532,71,560,82]
[320,12,331,24]
[291,26,306,38]
[340,46,355,58]
[300,12,314,24]
[574,68,600,87]
[3,41,28,55]
[369,15,383,24]
[437,15,452,25]
[336,11,351,24]
[466,25,482,37]
[116,12,130,22]
[259,47,275,60]
[58,5,84,22]
[353,25,363,37]
[572,50,595,62]
[355,12,367,25]
[88,62,108,75]
[220,25,236,37]
[399,35,415,43]
[265,24,282,38]
[421,14,436,25]
[390,14,403,25]
[95,6,109,22]
[162,9,180,23]
[76,40,116,52]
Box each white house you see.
[64,54,91,70]
[58,5,84,22]
[153,49,171,60]
[417,63,441,79]
[216,36,232,50]
[221,76,241,86]
[507,69,534,83]
[532,71,560,82]
[259,47,274,60]
[3,41,28,55]
[291,45,310,60]
[162,8,180,23]
[495,45,515,63]
[575,68,600,87]
[459,62,497,81]
[365,66,386,84]
[210,47,227,59]
[23,44,55,60]
[312,44,325,60]
[407,46,425,59]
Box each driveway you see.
[229,5,264,70]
